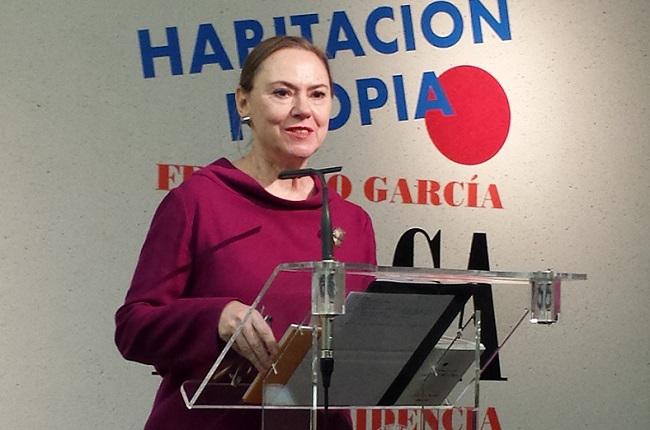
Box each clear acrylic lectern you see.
[180,262,587,429]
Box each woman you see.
[115,36,377,429]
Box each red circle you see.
[425,66,510,165]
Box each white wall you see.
[1,0,648,428]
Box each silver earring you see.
[241,116,251,126]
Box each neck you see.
[233,151,315,201]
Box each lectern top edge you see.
[277,261,587,285]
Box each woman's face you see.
[236,48,332,166]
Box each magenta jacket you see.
[115,158,377,429]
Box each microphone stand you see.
[278,166,343,430]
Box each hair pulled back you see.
[238,36,332,93]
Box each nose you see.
[290,94,311,119]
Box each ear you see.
[235,87,249,117]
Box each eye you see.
[311,90,329,99]
[272,87,291,98]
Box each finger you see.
[242,321,273,371]
[233,332,265,372]
[250,313,280,358]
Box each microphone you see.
[278,166,342,261]
[278,166,344,419]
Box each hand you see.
[218,301,279,373]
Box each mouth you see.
[284,126,314,137]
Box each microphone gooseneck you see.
[278,166,341,261]
[278,166,342,428]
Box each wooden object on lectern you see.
[242,324,316,404]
